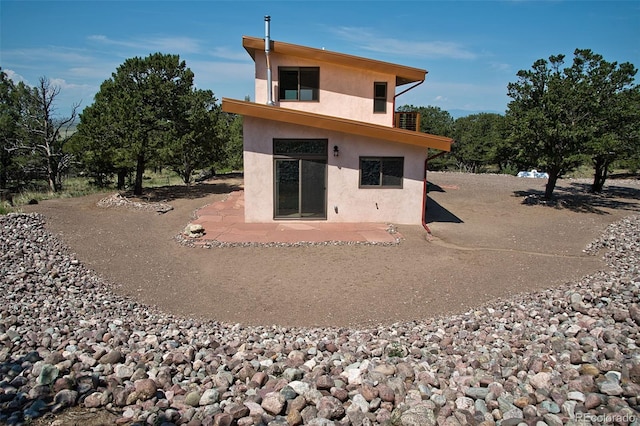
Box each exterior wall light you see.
[333,145,339,157]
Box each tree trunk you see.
[544,168,560,199]
[134,154,145,196]
[591,157,609,193]
[48,176,56,192]
[117,170,126,190]
[0,155,8,189]
[183,157,192,188]
[47,158,58,192]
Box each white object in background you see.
[517,169,549,179]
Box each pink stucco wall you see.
[253,51,396,127]
[243,117,427,224]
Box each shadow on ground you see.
[514,181,640,215]
[425,182,464,224]
[426,197,464,224]
[123,174,243,203]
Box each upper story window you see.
[359,157,404,188]
[373,82,387,113]
[279,67,319,101]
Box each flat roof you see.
[242,36,427,87]
[222,98,452,152]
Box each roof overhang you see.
[242,36,427,87]
[222,98,452,152]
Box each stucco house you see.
[222,18,453,225]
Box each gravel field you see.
[1,173,639,425]
[16,172,640,328]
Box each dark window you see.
[273,139,327,220]
[373,82,387,113]
[279,67,319,101]
[273,139,327,156]
[359,157,404,188]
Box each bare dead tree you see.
[22,77,79,192]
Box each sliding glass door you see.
[274,139,327,219]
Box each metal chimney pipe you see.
[265,15,275,106]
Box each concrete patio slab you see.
[188,191,402,245]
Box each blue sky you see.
[1,1,639,119]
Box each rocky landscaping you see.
[97,193,174,214]
[1,212,639,425]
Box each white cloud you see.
[490,62,512,72]
[68,66,115,80]
[189,60,254,85]
[3,47,96,66]
[208,46,251,61]
[49,78,92,91]
[87,35,108,43]
[330,26,477,60]
[88,34,203,54]
[2,69,28,84]
[398,79,509,113]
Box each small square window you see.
[279,67,319,101]
[359,157,403,188]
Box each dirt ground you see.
[23,172,640,329]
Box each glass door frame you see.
[273,139,328,220]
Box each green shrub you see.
[387,343,405,358]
